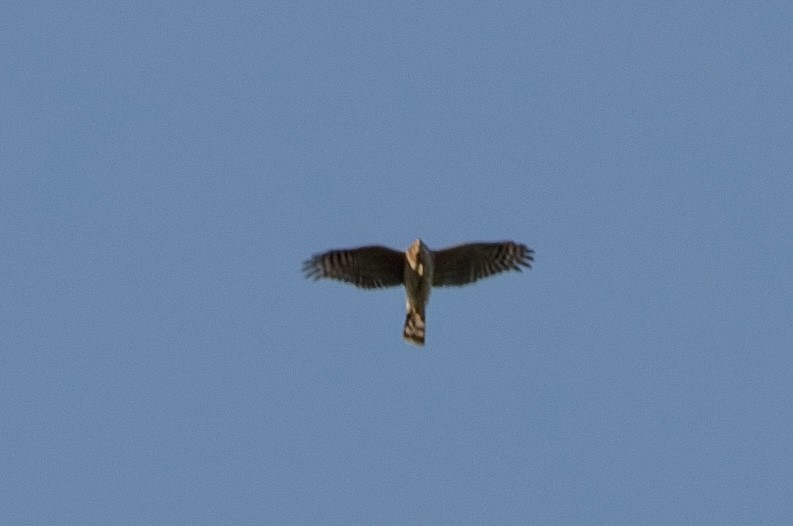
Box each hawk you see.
[303,239,534,346]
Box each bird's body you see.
[402,239,434,344]
[303,238,533,346]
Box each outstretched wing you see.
[303,245,405,289]
[432,241,534,287]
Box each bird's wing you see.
[432,241,534,287]
[303,245,405,289]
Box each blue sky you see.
[3,3,792,524]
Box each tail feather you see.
[403,308,426,346]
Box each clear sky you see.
[3,3,792,524]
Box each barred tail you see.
[403,307,426,346]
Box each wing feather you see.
[432,241,533,287]
[303,245,404,289]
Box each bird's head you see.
[407,239,431,274]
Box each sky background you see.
[3,2,792,524]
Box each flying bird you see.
[303,239,534,346]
